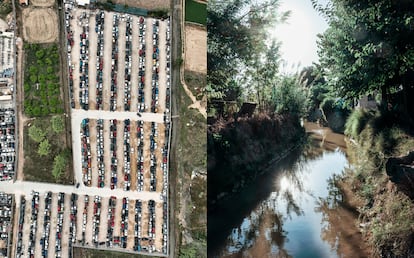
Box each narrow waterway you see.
[209,122,370,258]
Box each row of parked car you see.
[92,195,102,246]
[69,194,77,258]
[137,17,146,112]
[123,120,131,191]
[136,121,145,191]
[0,192,12,256]
[39,192,52,257]
[150,20,161,113]
[80,118,92,186]
[78,12,91,110]
[109,119,118,190]
[64,0,75,108]
[0,108,16,181]
[120,197,129,248]
[149,122,158,192]
[16,196,25,257]
[124,16,133,111]
[110,13,119,111]
[95,11,105,110]
[106,196,116,247]
[133,200,142,251]
[55,192,66,258]
[28,191,39,258]
[80,195,89,245]
[96,119,105,188]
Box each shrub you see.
[344,109,376,139]
[272,76,306,117]
[52,154,67,180]
[28,125,46,142]
[51,115,65,133]
[38,139,51,156]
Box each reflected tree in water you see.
[314,175,369,257]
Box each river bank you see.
[336,111,414,257]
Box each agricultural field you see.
[185,0,206,25]
[23,44,64,117]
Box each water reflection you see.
[209,123,369,258]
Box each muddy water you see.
[208,122,370,258]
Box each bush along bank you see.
[207,113,305,205]
[339,109,414,257]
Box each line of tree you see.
[312,0,414,123]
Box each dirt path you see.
[76,194,86,241]
[144,19,153,113]
[155,202,163,251]
[70,13,81,109]
[88,12,97,111]
[48,193,58,258]
[127,200,135,249]
[34,193,45,256]
[61,194,71,258]
[116,17,126,112]
[180,77,206,118]
[103,120,111,187]
[98,196,109,242]
[181,24,206,118]
[102,11,114,111]
[143,122,151,191]
[158,20,167,113]
[15,38,26,181]
[156,123,165,192]
[22,195,32,257]
[89,119,98,187]
[129,16,139,113]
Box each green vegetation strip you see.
[24,44,63,117]
[73,248,148,258]
[185,0,206,25]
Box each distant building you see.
[76,0,90,6]
[357,94,378,110]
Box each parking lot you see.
[66,9,170,114]
[63,1,171,256]
[4,179,166,257]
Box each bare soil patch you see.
[30,0,54,7]
[184,24,206,74]
[22,8,58,43]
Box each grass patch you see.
[0,0,12,20]
[23,117,72,184]
[185,0,206,25]
[23,43,63,117]
[176,80,207,256]
[148,8,169,19]
[184,71,206,101]
[73,248,148,258]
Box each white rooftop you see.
[76,0,89,6]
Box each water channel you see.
[209,122,370,258]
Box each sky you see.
[270,0,329,73]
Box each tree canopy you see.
[28,125,46,143]
[207,0,289,104]
[314,0,414,106]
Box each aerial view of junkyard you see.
[0,0,204,256]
